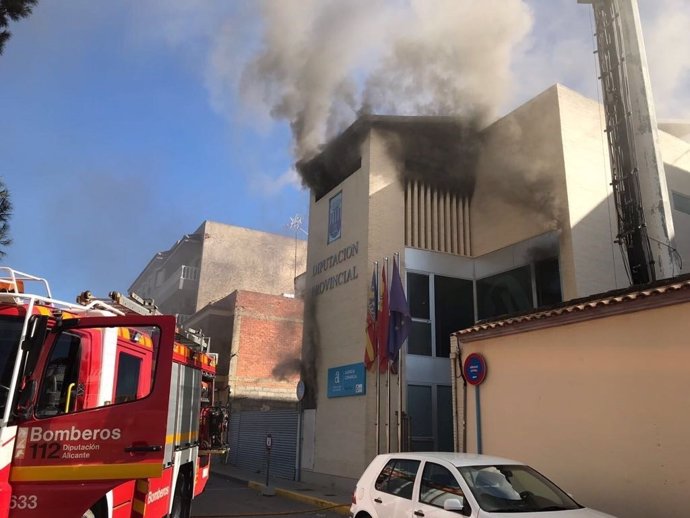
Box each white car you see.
[350,452,616,518]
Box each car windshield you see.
[0,316,24,414]
[458,464,582,513]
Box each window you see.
[0,317,24,415]
[437,385,453,452]
[434,276,473,357]
[535,258,562,308]
[476,266,532,320]
[37,332,81,417]
[459,464,582,513]
[408,273,432,357]
[115,352,142,404]
[672,191,690,216]
[35,325,160,418]
[420,462,465,509]
[408,273,430,319]
[408,321,432,356]
[408,385,433,450]
[375,458,420,500]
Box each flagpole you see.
[374,261,380,455]
[395,253,403,452]
[385,256,391,454]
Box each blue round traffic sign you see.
[464,353,487,386]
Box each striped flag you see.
[364,268,378,370]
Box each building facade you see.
[299,83,690,488]
[129,220,307,321]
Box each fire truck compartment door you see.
[10,315,176,484]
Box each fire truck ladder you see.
[76,290,211,352]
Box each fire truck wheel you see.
[170,467,192,518]
[82,498,107,518]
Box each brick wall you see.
[230,291,303,409]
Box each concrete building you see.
[298,83,690,489]
[129,220,307,322]
[452,276,690,518]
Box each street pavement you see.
[193,459,352,518]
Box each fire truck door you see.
[8,315,176,518]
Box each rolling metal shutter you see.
[229,409,298,480]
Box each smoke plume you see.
[240,0,533,166]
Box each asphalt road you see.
[191,476,345,518]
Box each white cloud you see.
[249,167,303,198]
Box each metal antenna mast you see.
[579,0,679,284]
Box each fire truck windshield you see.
[0,316,24,412]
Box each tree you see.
[0,181,11,258]
[0,0,38,55]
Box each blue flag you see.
[387,256,410,366]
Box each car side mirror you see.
[443,497,465,512]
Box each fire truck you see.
[0,267,228,518]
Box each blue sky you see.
[1,0,688,301]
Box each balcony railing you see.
[154,264,200,307]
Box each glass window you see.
[535,258,562,308]
[437,385,453,452]
[35,325,160,418]
[375,459,420,500]
[408,384,432,448]
[408,273,430,319]
[434,276,474,357]
[476,266,532,320]
[420,462,465,509]
[37,332,81,417]
[672,191,690,216]
[458,464,582,513]
[115,353,142,404]
[0,316,24,415]
[408,321,432,356]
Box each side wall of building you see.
[196,221,307,310]
[472,86,567,256]
[560,86,630,297]
[456,301,690,518]
[230,291,304,409]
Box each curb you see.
[211,470,350,516]
[209,468,254,486]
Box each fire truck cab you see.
[0,268,228,518]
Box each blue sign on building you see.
[327,362,366,398]
[328,191,342,244]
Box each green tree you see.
[1,0,38,55]
[0,181,11,258]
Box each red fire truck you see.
[0,267,228,518]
